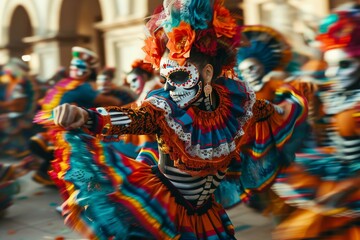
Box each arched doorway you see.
[8,5,32,60]
[58,0,104,68]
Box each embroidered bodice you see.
[85,78,287,207]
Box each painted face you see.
[126,72,145,95]
[238,58,265,91]
[324,48,360,90]
[96,74,112,93]
[160,57,202,109]
[69,59,88,79]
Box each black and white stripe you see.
[331,134,360,162]
[109,111,131,125]
[162,160,226,207]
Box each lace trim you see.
[143,82,255,175]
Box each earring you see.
[204,83,213,107]
[204,83,212,98]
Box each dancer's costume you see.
[272,7,360,239]
[36,1,308,239]
[36,77,307,239]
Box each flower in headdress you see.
[143,36,162,68]
[143,29,167,69]
[213,3,237,38]
[166,21,196,66]
[194,29,218,56]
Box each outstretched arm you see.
[53,103,160,137]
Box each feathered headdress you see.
[316,6,360,57]
[142,0,242,71]
[235,25,292,76]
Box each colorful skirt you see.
[110,134,159,166]
[51,130,235,239]
[272,142,360,239]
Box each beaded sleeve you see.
[84,105,161,141]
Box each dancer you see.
[30,46,124,186]
[96,67,137,105]
[229,25,314,218]
[0,58,38,158]
[125,59,162,105]
[272,5,360,239]
[38,1,307,239]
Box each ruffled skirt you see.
[51,131,235,240]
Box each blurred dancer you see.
[125,59,162,105]
[231,25,310,217]
[272,5,360,239]
[0,58,38,158]
[30,47,123,186]
[96,67,137,105]
[36,1,307,239]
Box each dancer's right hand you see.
[53,103,89,129]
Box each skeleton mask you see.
[69,59,88,80]
[126,72,145,95]
[238,58,265,91]
[160,57,202,109]
[324,48,360,90]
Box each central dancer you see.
[39,0,308,239]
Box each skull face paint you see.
[126,72,145,95]
[324,48,360,90]
[69,59,88,80]
[160,57,202,108]
[238,58,265,91]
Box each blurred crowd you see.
[0,1,359,240]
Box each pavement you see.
[0,168,274,240]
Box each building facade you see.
[0,0,354,82]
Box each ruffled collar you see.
[143,77,255,175]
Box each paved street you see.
[0,172,274,240]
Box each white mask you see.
[160,57,202,108]
[324,48,360,90]
[238,58,265,91]
[126,72,146,95]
